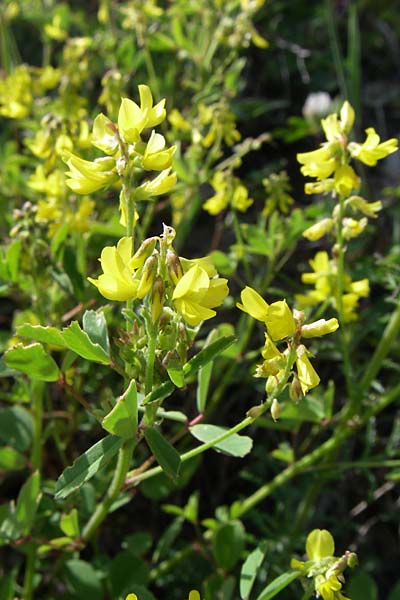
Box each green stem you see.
[22,545,36,600]
[234,381,400,517]
[360,297,400,395]
[126,349,297,486]
[82,437,135,541]
[31,381,44,471]
[23,381,44,598]
[144,323,157,396]
[325,0,348,100]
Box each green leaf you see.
[348,571,378,600]
[4,343,60,381]
[0,447,26,471]
[213,520,245,570]
[110,551,149,597]
[6,239,21,282]
[190,424,253,458]
[17,324,66,347]
[102,380,138,439]
[255,570,301,600]
[196,328,218,413]
[62,321,109,364]
[144,428,181,481]
[142,380,174,405]
[54,435,123,500]
[82,310,109,354]
[240,544,267,599]
[64,559,102,600]
[60,508,80,538]
[0,567,17,599]
[166,355,185,388]
[16,471,41,535]
[0,406,33,451]
[183,335,236,379]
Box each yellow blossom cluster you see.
[88,226,228,327]
[203,171,253,215]
[237,286,338,397]
[291,529,357,600]
[296,251,369,322]
[297,101,398,199]
[169,100,241,149]
[0,64,60,119]
[63,84,177,206]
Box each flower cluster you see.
[291,529,357,600]
[88,225,228,327]
[237,286,338,401]
[203,171,253,215]
[262,170,294,216]
[63,84,177,207]
[296,251,369,322]
[297,101,398,199]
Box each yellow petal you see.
[237,286,269,321]
[265,300,295,341]
[306,528,335,560]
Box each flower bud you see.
[289,374,303,402]
[166,249,184,285]
[301,318,339,338]
[151,275,164,323]
[302,218,333,241]
[270,398,281,421]
[136,254,158,299]
[129,237,157,270]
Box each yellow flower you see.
[88,237,138,301]
[237,286,269,322]
[316,575,350,600]
[297,146,337,179]
[142,131,176,171]
[342,217,367,240]
[231,184,253,212]
[118,85,166,143]
[306,529,335,560]
[172,265,228,326]
[265,300,296,341]
[135,168,177,200]
[301,318,339,338]
[334,165,359,197]
[295,345,320,394]
[92,113,119,154]
[64,153,118,194]
[346,196,382,218]
[349,127,398,166]
[302,218,334,241]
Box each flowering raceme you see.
[296,251,369,322]
[237,286,338,397]
[291,529,357,600]
[63,84,177,207]
[297,101,398,198]
[88,227,228,327]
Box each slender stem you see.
[23,381,44,599]
[144,322,157,396]
[360,297,400,394]
[325,0,348,100]
[22,546,36,600]
[235,381,400,517]
[31,381,44,471]
[82,437,135,541]
[126,349,297,486]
